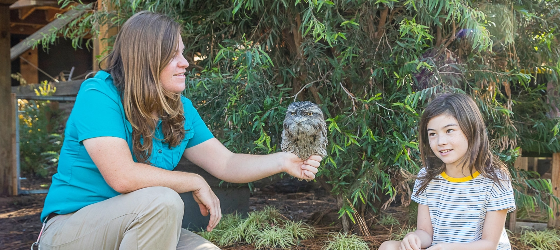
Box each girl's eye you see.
[446,129,454,133]
[428,133,435,137]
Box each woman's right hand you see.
[191,179,222,232]
[400,232,422,250]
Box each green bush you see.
[18,81,63,178]
[198,206,314,248]
[322,232,370,250]
[520,229,560,250]
[378,214,400,226]
[391,226,416,241]
[50,0,560,232]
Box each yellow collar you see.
[441,171,480,182]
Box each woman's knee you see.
[378,240,400,250]
[135,186,184,215]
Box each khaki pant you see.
[38,186,220,250]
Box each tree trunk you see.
[337,194,350,233]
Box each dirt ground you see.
[0,178,533,250]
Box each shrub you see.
[391,226,416,241]
[198,206,314,249]
[51,0,560,232]
[322,232,370,250]
[520,229,560,250]
[378,214,400,226]
[18,81,63,178]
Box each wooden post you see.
[0,1,18,196]
[549,153,560,228]
[532,157,538,172]
[19,48,38,84]
[548,75,560,228]
[93,0,117,71]
[510,150,528,232]
[11,93,18,196]
[514,156,528,171]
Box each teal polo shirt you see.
[41,71,213,222]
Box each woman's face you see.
[160,36,189,93]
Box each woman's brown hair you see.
[415,93,509,195]
[104,11,185,164]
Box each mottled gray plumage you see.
[281,101,327,160]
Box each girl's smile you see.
[427,114,469,172]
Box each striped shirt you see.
[411,168,516,249]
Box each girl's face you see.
[160,36,189,93]
[427,114,469,170]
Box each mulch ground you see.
[0,177,536,249]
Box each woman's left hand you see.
[281,153,322,180]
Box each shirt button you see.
[158,149,162,153]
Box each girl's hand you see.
[426,243,447,250]
[400,232,422,250]
[281,153,322,180]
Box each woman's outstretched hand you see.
[191,179,222,232]
[281,153,322,180]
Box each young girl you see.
[379,93,516,250]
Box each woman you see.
[36,11,322,250]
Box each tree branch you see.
[375,6,389,40]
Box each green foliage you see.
[378,214,400,226]
[516,204,549,223]
[198,206,314,248]
[520,229,560,250]
[322,232,370,250]
[407,201,418,225]
[510,169,560,220]
[18,81,63,178]
[11,73,27,85]
[391,226,416,241]
[51,0,560,231]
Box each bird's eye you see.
[291,112,296,115]
[307,112,313,116]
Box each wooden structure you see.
[508,150,527,232]
[548,79,560,227]
[1,0,93,196]
[92,0,117,71]
[1,0,19,196]
[550,153,560,227]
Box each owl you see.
[281,101,327,160]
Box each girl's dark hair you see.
[415,93,509,195]
[104,11,185,164]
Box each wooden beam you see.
[11,93,18,196]
[0,0,18,5]
[11,79,84,96]
[1,4,15,196]
[93,0,117,71]
[549,153,560,228]
[10,4,90,61]
[19,47,38,84]
[510,151,528,232]
[514,156,528,171]
[10,0,56,8]
[18,6,35,19]
[45,8,58,21]
[548,76,560,228]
